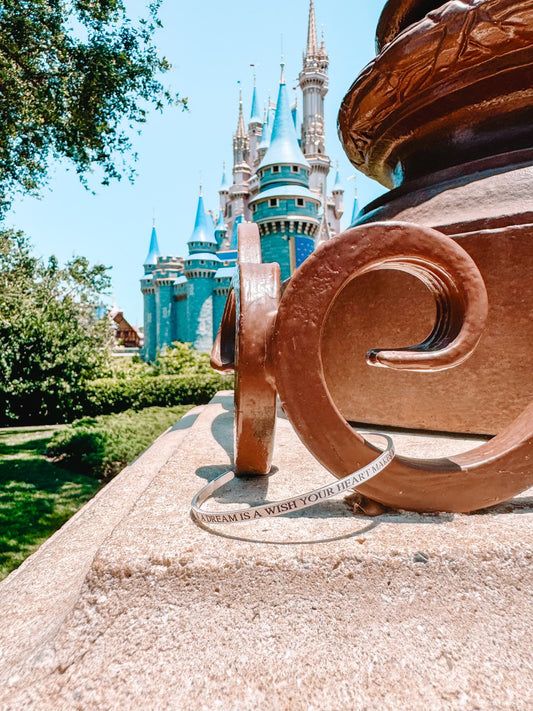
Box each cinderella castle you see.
[141,0,351,359]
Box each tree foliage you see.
[0,229,112,423]
[0,0,185,213]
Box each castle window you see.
[292,166,299,173]
[269,198,278,207]
[227,205,232,217]
[252,204,257,212]
[200,260,204,265]
[297,199,304,207]
[272,166,280,174]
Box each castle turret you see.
[215,209,227,247]
[219,163,229,213]
[350,184,359,225]
[153,254,183,352]
[187,188,218,255]
[329,164,344,234]
[248,76,263,171]
[299,0,330,202]
[251,63,320,280]
[257,101,275,165]
[143,222,160,273]
[227,90,251,238]
[291,94,298,130]
[184,190,220,352]
[140,222,160,361]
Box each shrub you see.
[80,372,232,417]
[152,342,213,375]
[47,406,194,479]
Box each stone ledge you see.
[0,406,205,697]
[0,393,531,710]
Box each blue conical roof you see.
[333,167,343,192]
[143,224,160,266]
[229,215,243,250]
[351,193,359,224]
[220,164,229,191]
[258,65,310,170]
[215,210,227,247]
[291,100,298,129]
[188,193,217,247]
[215,210,227,232]
[258,105,273,151]
[250,80,262,124]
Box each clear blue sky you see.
[7,0,387,325]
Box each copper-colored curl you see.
[212,221,533,513]
[211,223,280,477]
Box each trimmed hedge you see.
[80,372,233,417]
[47,405,195,479]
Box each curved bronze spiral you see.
[273,222,533,513]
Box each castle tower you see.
[350,183,359,225]
[140,222,160,361]
[291,94,298,129]
[251,63,320,281]
[256,103,273,173]
[153,253,182,353]
[214,209,227,247]
[248,76,263,171]
[299,0,330,202]
[183,190,221,352]
[227,90,251,238]
[218,163,229,212]
[329,164,344,234]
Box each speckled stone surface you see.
[1,393,532,711]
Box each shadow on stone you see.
[209,410,235,459]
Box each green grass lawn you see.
[0,425,102,581]
[0,405,194,581]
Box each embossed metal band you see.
[190,433,395,524]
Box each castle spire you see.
[258,63,309,170]
[250,74,262,125]
[220,162,229,191]
[315,213,332,247]
[143,221,160,267]
[299,0,330,198]
[333,163,342,192]
[232,84,250,174]
[291,92,298,128]
[320,28,327,56]
[351,188,359,224]
[306,0,318,58]
[188,190,217,250]
[215,209,227,247]
[257,103,272,160]
[236,87,246,138]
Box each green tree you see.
[0,229,112,424]
[0,0,185,214]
